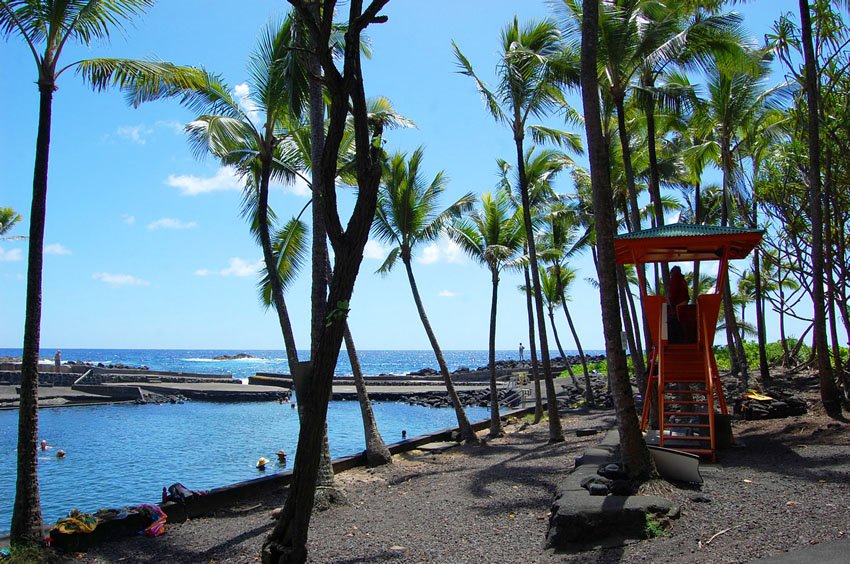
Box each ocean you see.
[0,347,577,381]
[0,348,597,536]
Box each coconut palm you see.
[689,47,786,386]
[539,200,595,404]
[454,17,579,443]
[0,208,22,239]
[578,0,654,480]
[449,190,524,437]
[0,0,203,544]
[534,266,583,392]
[373,147,478,443]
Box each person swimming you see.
[56,450,65,458]
[256,457,269,470]
[40,439,48,451]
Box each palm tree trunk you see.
[548,304,582,390]
[753,248,771,384]
[614,96,642,233]
[515,134,564,443]
[644,88,669,285]
[487,268,503,437]
[402,257,477,442]
[343,324,392,466]
[11,78,54,546]
[799,0,841,417]
[558,293,593,403]
[523,263,545,423]
[581,0,653,480]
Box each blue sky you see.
[0,0,808,352]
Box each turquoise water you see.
[0,400,490,535]
[0,348,603,535]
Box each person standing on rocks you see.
[54,350,62,371]
[519,342,525,362]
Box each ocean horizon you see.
[0,347,604,381]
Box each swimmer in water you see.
[40,440,48,451]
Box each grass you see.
[644,514,668,539]
[3,544,54,563]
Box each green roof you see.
[615,223,764,240]
[614,223,765,264]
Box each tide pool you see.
[0,400,490,535]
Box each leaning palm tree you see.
[373,147,478,443]
[449,190,524,437]
[454,18,580,443]
[0,0,203,545]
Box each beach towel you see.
[52,509,97,535]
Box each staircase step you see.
[660,435,711,441]
[664,422,711,428]
[663,411,709,417]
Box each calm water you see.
[0,400,490,535]
[0,348,602,535]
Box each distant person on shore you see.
[54,350,62,371]
[519,342,525,362]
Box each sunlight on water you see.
[0,401,490,535]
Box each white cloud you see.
[147,218,198,231]
[44,244,71,255]
[284,175,311,197]
[234,82,260,123]
[417,236,466,265]
[121,214,136,225]
[155,119,185,133]
[363,240,387,260]
[92,272,150,287]
[116,124,153,145]
[195,257,263,278]
[166,167,243,196]
[0,247,22,262]
[438,290,458,298]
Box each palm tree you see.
[454,18,578,443]
[539,200,595,404]
[798,0,841,416]
[579,0,654,480]
[690,47,786,387]
[373,147,478,443]
[535,266,583,392]
[0,208,22,239]
[449,190,524,437]
[0,0,195,545]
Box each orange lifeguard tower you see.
[614,224,763,460]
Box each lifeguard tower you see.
[614,224,763,460]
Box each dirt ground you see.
[68,369,850,563]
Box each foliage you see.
[644,514,668,538]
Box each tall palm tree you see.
[690,47,785,387]
[579,0,654,480]
[798,0,841,417]
[454,18,578,443]
[0,0,196,544]
[449,190,524,437]
[373,147,479,443]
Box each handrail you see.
[73,369,92,386]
